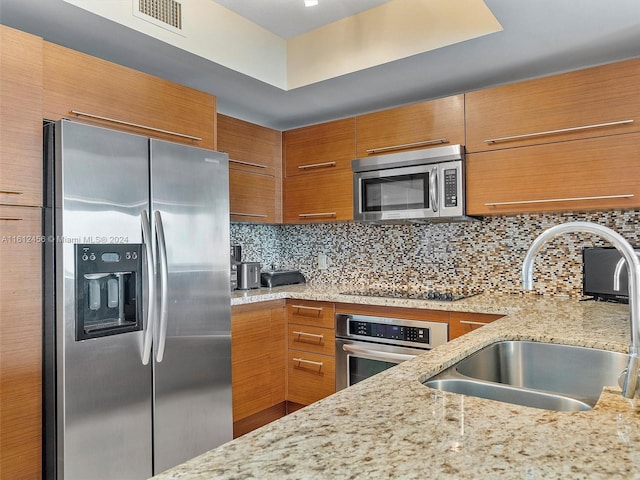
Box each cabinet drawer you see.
[287,351,335,406]
[466,133,640,215]
[355,95,464,158]
[449,312,503,340]
[466,58,640,153]
[287,300,335,328]
[283,118,355,178]
[283,170,353,223]
[288,324,335,356]
[229,169,277,223]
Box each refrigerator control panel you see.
[75,243,143,341]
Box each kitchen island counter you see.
[154,288,639,479]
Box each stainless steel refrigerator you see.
[43,119,232,479]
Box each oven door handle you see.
[342,344,417,363]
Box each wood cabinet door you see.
[229,169,278,223]
[465,58,640,153]
[466,132,640,215]
[286,300,335,329]
[218,114,282,176]
[355,95,464,158]
[0,206,42,479]
[43,42,216,149]
[449,312,503,340]
[0,26,43,207]
[283,118,355,177]
[283,170,353,223]
[288,324,335,357]
[231,301,286,422]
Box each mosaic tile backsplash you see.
[230,210,640,297]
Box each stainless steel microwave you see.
[352,145,475,223]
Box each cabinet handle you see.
[293,331,324,340]
[483,119,634,144]
[0,217,23,221]
[298,212,337,218]
[69,110,203,141]
[484,194,634,207]
[459,320,490,326]
[297,161,336,170]
[293,357,324,369]
[230,212,269,218]
[0,190,23,195]
[366,138,448,154]
[291,305,323,313]
[229,159,268,169]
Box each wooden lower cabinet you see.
[286,300,336,406]
[0,206,42,479]
[449,312,503,340]
[231,300,286,437]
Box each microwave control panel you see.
[444,168,458,208]
[349,320,430,344]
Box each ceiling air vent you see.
[136,0,183,32]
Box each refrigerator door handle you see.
[154,210,169,362]
[141,210,156,365]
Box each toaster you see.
[238,262,261,290]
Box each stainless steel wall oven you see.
[335,313,448,390]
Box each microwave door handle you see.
[429,166,439,212]
[154,211,169,363]
[141,210,156,366]
[342,344,417,362]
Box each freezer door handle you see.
[154,210,169,362]
[141,210,156,365]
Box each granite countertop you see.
[154,286,640,479]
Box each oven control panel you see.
[349,320,430,344]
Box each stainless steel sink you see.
[424,341,629,411]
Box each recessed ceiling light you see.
[304,0,319,7]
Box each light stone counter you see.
[154,287,640,479]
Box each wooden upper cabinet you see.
[218,114,281,176]
[0,26,43,207]
[284,170,353,223]
[465,58,640,153]
[218,114,282,223]
[355,95,465,158]
[466,132,640,215]
[283,118,355,177]
[43,42,216,149]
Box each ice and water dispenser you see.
[75,244,143,340]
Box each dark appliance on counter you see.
[335,313,448,390]
[352,145,477,223]
[260,269,306,288]
[583,246,640,303]
[43,119,232,479]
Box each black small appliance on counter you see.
[260,270,306,288]
[583,246,640,303]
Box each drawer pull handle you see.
[293,331,324,341]
[229,159,268,169]
[230,212,269,218]
[485,194,634,207]
[459,320,490,326]
[298,212,337,218]
[70,110,203,141]
[293,357,323,369]
[298,161,336,170]
[291,305,323,313]
[483,119,634,144]
[366,138,448,154]
[0,217,23,221]
[0,190,23,195]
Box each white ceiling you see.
[1,0,639,130]
[211,0,393,39]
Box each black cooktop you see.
[340,288,483,302]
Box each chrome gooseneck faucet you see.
[522,221,640,399]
